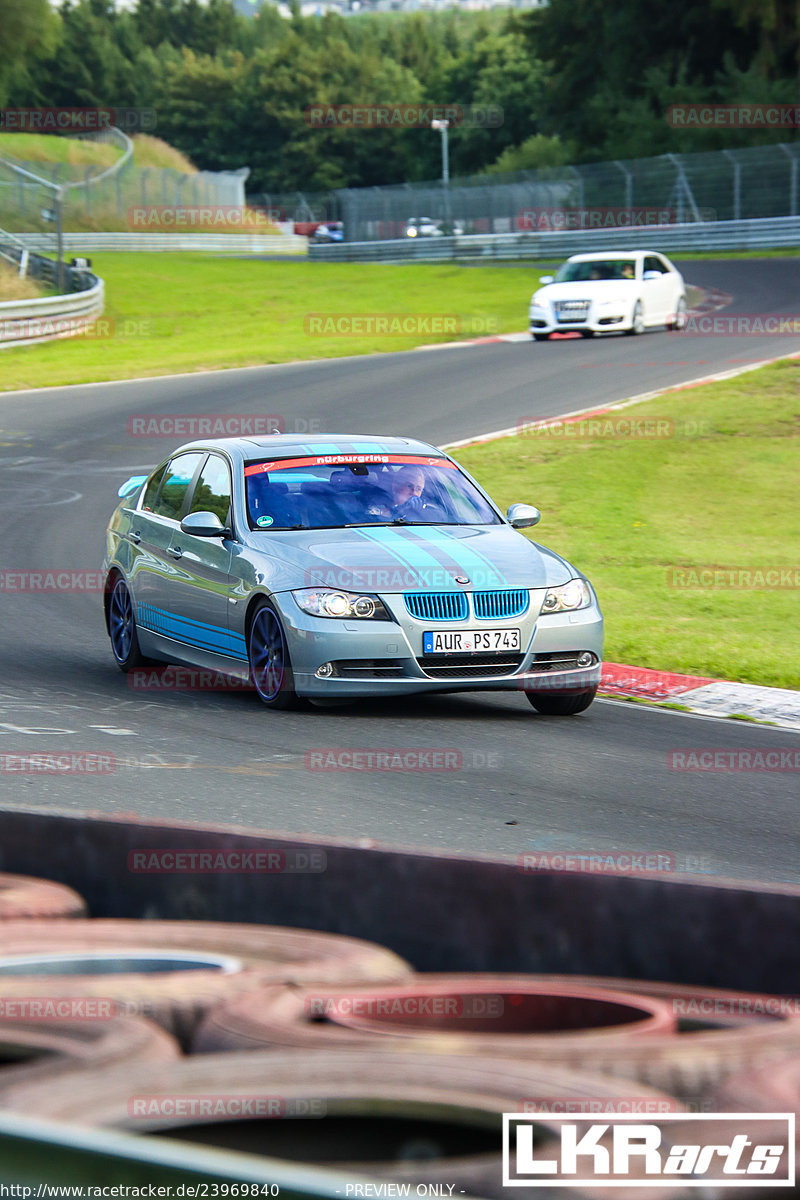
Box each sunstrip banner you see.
[244,454,455,476]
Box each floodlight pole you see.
[55,187,65,293]
[431,119,451,232]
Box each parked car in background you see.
[403,217,464,239]
[313,221,344,244]
[528,251,687,340]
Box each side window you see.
[152,452,205,521]
[645,255,667,274]
[141,463,167,512]
[188,454,232,527]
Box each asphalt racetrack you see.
[1,258,798,886]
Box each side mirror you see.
[539,275,554,285]
[643,270,661,281]
[180,511,229,538]
[507,503,541,529]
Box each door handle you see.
[129,531,141,545]
[168,546,183,560]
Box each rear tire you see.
[247,600,302,710]
[107,576,148,672]
[526,686,598,715]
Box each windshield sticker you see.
[244,454,455,477]
[256,515,274,527]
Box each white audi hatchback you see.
[528,251,687,340]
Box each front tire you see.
[532,333,550,342]
[525,686,598,716]
[247,600,302,710]
[667,297,687,331]
[579,329,595,338]
[107,576,148,672]
[625,301,645,336]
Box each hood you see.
[242,524,575,594]
[533,280,637,301]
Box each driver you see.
[391,465,425,517]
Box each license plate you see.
[423,628,521,654]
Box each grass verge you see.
[0,261,44,301]
[0,255,535,391]
[453,358,800,690]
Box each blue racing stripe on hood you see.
[357,526,459,589]
[411,527,507,588]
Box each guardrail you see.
[309,214,800,262]
[0,230,104,347]
[13,232,306,254]
[0,276,104,346]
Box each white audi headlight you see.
[293,588,390,620]
[540,579,592,613]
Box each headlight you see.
[406,227,417,238]
[292,588,391,620]
[530,291,546,306]
[540,579,592,614]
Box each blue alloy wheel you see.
[248,602,300,710]
[108,577,147,672]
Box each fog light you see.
[316,662,334,678]
[577,652,595,668]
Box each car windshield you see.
[554,259,637,282]
[244,455,501,530]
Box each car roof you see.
[170,434,448,460]
[565,250,667,262]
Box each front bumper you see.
[529,305,630,335]
[272,589,604,697]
